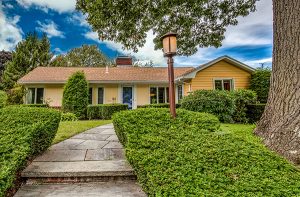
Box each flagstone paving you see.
[15,123,146,197]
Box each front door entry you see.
[122,86,133,109]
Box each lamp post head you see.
[161,32,177,57]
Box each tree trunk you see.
[254,0,300,164]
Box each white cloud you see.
[17,0,76,13]
[36,20,65,38]
[84,31,165,65]
[67,13,89,27]
[0,4,23,51]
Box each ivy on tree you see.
[76,0,257,55]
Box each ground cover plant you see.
[113,108,300,196]
[52,120,112,144]
[0,106,61,196]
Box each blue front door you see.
[122,86,133,109]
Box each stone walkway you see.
[15,123,146,197]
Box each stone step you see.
[22,160,135,183]
[14,181,146,197]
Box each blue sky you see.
[0,0,273,68]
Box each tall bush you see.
[181,90,235,123]
[62,71,88,119]
[6,84,25,105]
[231,89,257,123]
[0,90,7,108]
[249,68,271,103]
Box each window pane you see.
[158,87,165,103]
[36,88,44,104]
[215,80,223,90]
[98,88,104,104]
[178,85,183,101]
[150,87,157,104]
[166,87,169,103]
[223,80,232,91]
[27,88,35,104]
[88,88,93,104]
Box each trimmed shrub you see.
[0,106,61,196]
[87,104,128,120]
[0,90,7,108]
[181,90,235,123]
[249,68,271,103]
[61,112,78,121]
[20,104,49,108]
[113,108,300,196]
[231,89,257,123]
[137,103,181,108]
[6,84,25,105]
[62,71,88,119]
[246,104,266,123]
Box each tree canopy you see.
[51,45,111,67]
[1,32,52,90]
[76,0,257,56]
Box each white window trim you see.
[149,85,169,104]
[213,78,235,91]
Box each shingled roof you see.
[18,66,194,84]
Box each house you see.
[18,56,255,109]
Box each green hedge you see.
[113,108,300,196]
[61,112,78,121]
[87,104,128,120]
[0,91,7,109]
[20,104,49,108]
[246,104,266,123]
[231,90,257,123]
[0,106,61,196]
[181,90,235,123]
[250,68,271,103]
[137,103,181,108]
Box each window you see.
[214,79,234,91]
[150,87,157,104]
[98,87,104,104]
[150,87,169,104]
[158,87,165,103]
[27,88,44,104]
[88,88,93,104]
[177,85,183,101]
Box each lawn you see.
[52,120,112,144]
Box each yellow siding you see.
[185,60,251,95]
[44,86,63,107]
[104,84,119,104]
[136,84,149,105]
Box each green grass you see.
[221,123,259,144]
[52,120,112,144]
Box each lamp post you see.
[161,32,177,118]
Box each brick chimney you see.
[116,56,133,67]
